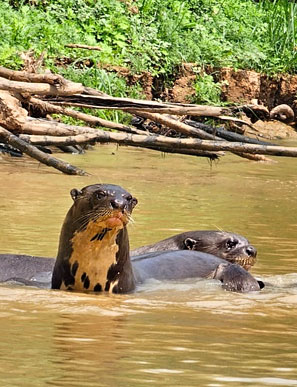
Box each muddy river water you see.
[1,143,297,386]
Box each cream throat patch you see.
[61,219,123,292]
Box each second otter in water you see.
[0,184,263,293]
[131,230,257,271]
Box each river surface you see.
[1,144,297,386]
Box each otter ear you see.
[70,188,82,201]
[184,238,197,250]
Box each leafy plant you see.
[191,72,225,105]
[1,0,297,111]
[259,0,297,71]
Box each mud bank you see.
[100,63,297,139]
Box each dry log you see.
[51,94,269,131]
[0,90,28,130]
[83,87,108,97]
[52,94,231,116]
[19,133,222,160]
[0,66,66,86]
[132,111,216,140]
[217,115,257,130]
[185,120,274,145]
[50,93,263,133]
[22,96,138,132]
[21,116,144,137]
[0,126,87,175]
[65,44,102,51]
[15,124,297,157]
[270,104,295,123]
[132,111,271,162]
[102,132,296,157]
[240,104,270,122]
[0,76,83,96]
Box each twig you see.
[65,43,102,51]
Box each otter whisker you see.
[127,214,135,225]
[75,208,110,226]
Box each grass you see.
[1,0,296,108]
[259,0,297,72]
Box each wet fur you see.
[0,184,263,294]
[131,230,257,270]
[51,184,136,293]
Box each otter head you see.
[212,263,264,293]
[183,231,257,271]
[69,183,138,231]
[52,184,137,293]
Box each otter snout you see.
[110,198,127,211]
[245,245,257,258]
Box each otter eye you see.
[226,239,238,250]
[96,191,106,200]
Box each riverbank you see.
[1,0,296,140]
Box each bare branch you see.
[0,76,83,96]
[0,66,66,86]
[65,43,102,51]
[0,126,88,175]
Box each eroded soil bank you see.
[100,63,297,139]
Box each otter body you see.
[0,184,263,293]
[131,230,257,271]
[0,251,262,293]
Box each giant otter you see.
[131,230,257,271]
[0,184,263,293]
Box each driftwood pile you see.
[0,65,297,175]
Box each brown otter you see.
[131,231,257,271]
[51,183,138,293]
[0,184,263,293]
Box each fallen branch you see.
[17,124,297,157]
[51,94,267,130]
[132,111,271,162]
[0,126,87,175]
[19,133,222,160]
[185,120,273,145]
[0,76,83,96]
[52,94,231,116]
[22,96,138,132]
[0,66,67,86]
[132,111,217,140]
[217,115,258,131]
[65,43,102,51]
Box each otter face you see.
[184,232,257,271]
[70,184,138,230]
[219,235,257,270]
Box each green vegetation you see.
[1,0,296,107]
[191,71,225,105]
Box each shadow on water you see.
[1,144,297,386]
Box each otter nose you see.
[245,246,257,257]
[110,198,126,211]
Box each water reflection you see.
[1,144,297,386]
